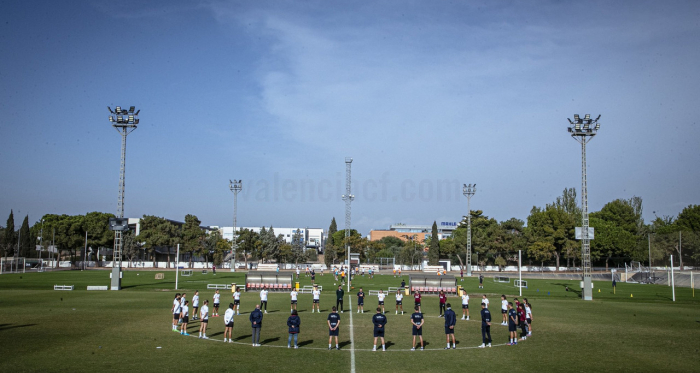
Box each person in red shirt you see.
[414,291,421,313]
[518,303,528,340]
[438,290,447,317]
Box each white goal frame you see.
[181,270,193,276]
[514,280,527,288]
[1,257,26,274]
[493,276,510,283]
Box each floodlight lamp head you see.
[595,123,600,130]
[116,106,121,113]
[109,116,114,122]
[129,106,135,113]
[134,119,139,124]
[574,114,580,121]
[584,114,590,120]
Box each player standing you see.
[213,290,221,316]
[461,292,470,320]
[296,266,300,280]
[223,303,234,343]
[478,302,492,348]
[357,287,365,313]
[377,289,386,313]
[287,310,300,348]
[410,305,424,350]
[312,285,321,313]
[395,289,404,315]
[171,293,181,331]
[336,285,345,313]
[328,306,341,350]
[199,300,209,339]
[479,273,484,289]
[413,290,421,313]
[444,303,456,349]
[290,287,298,312]
[372,307,387,351]
[524,299,533,335]
[250,304,263,347]
[180,300,190,335]
[180,293,187,323]
[507,302,517,345]
[311,269,316,283]
[438,290,447,317]
[500,295,508,325]
[233,287,241,315]
[460,268,464,282]
[518,303,528,340]
[192,291,199,320]
[481,294,490,308]
[260,286,269,314]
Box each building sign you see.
[440,222,457,227]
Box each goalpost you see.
[1,257,26,274]
[514,280,528,288]
[493,276,510,283]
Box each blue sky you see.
[1,0,699,234]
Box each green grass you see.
[1,269,699,372]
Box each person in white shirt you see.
[524,299,533,335]
[192,291,200,320]
[312,286,321,313]
[296,267,300,280]
[290,289,298,312]
[481,295,490,308]
[500,295,508,325]
[260,286,269,314]
[179,293,187,323]
[223,303,235,343]
[461,293,470,320]
[171,293,182,331]
[232,287,241,315]
[180,300,190,335]
[199,300,209,339]
[213,290,221,316]
[377,290,386,314]
[395,290,404,315]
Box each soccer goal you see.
[494,276,510,283]
[514,280,527,288]
[0,257,26,274]
[181,270,193,276]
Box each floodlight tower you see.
[342,157,354,292]
[462,184,476,276]
[107,106,139,290]
[567,114,601,301]
[229,179,242,272]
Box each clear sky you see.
[1,0,699,235]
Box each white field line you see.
[348,294,356,373]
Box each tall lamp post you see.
[567,114,601,301]
[107,106,139,290]
[462,184,476,276]
[229,179,242,272]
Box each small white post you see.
[175,244,180,290]
[518,250,522,297]
[670,255,675,302]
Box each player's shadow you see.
[210,331,224,337]
[235,334,251,341]
[297,339,314,347]
[260,337,280,345]
[338,340,352,349]
[422,341,431,347]
[553,283,581,296]
[385,341,395,349]
[0,323,36,331]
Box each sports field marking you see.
[348,294,356,373]
[182,333,509,351]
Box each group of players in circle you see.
[170,284,534,350]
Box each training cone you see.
[598,289,600,293]
[630,294,633,298]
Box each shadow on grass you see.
[297,339,313,347]
[338,340,352,348]
[235,334,252,341]
[0,323,37,331]
[260,337,280,345]
[210,332,223,337]
[384,341,395,349]
[552,283,581,296]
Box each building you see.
[369,221,461,243]
[218,226,324,251]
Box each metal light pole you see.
[567,114,601,301]
[462,183,476,276]
[342,157,354,292]
[229,179,242,272]
[108,106,139,290]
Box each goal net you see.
[514,280,527,288]
[493,276,510,283]
[0,257,26,274]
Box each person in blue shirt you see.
[444,303,457,349]
[328,306,341,350]
[336,285,345,313]
[357,288,365,313]
[507,302,518,345]
[287,310,300,349]
[478,302,492,348]
[249,304,263,347]
[410,305,424,350]
[372,307,387,351]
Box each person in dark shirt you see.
[478,303,492,348]
[357,288,365,313]
[287,310,300,349]
[372,307,387,351]
[249,304,263,347]
[507,302,518,345]
[438,290,447,317]
[444,303,457,349]
[336,285,345,313]
[479,274,484,289]
[400,279,406,289]
[518,303,528,340]
[410,305,424,350]
[328,306,341,350]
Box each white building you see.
[218,226,324,251]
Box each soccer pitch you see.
[0,270,698,372]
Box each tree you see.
[83,212,116,257]
[181,214,204,268]
[213,236,230,266]
[137,215,181,267]
[525,205,576,270]
[122,231,141,268]
[3,210,16,258]
[327,217,337,250]
[291,229,305,265]
[527,241,555,268]
[676,204,700,232]
[260,226,282,263]
[589,216,636,270]
[19,215,31,258]
[331,229,363,263]
[428,221,440,265]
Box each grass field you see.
[1,269,699,372]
